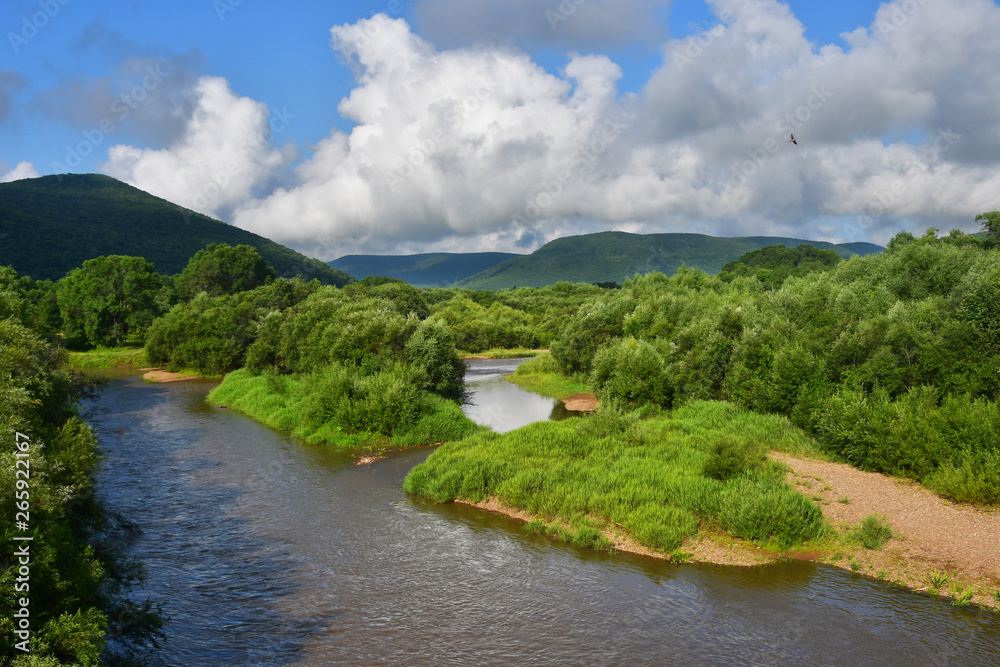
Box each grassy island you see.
[406,401,828,556]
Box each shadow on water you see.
[83,367,1000,666]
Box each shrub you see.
[590,337,673,407]
[404,318,466,400]
[702,435,766,481]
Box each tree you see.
[975,211,1000,239]
[174,243,276,300]
[58,255,163,348]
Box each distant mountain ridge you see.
[329,252,519,287]
[457,232,885,290]
[0,174,354,285]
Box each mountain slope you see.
[458,232,884,290]
[837,242,885,256]
[329,252,519,287]
[0,174,354,284]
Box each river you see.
[84,360,1000,665]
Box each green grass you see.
[929,570,948,594]
[951,586,974,607]
[65,345,147,368]
[405,400,826,555]
[852,514,894,550]
[207,366,486,450]
[504,353,592,400]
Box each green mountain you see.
[329,252,519,287]
[458,231,884,290]
[836,242,884,256]
[0,174,354,285]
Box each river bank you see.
[443,357,1000,612]
[778,452,1000,609]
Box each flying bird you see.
[788,133,798,145]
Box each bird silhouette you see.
[788,133,798,145]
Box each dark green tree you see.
[976,211,1000,239]
[174,243,276,300]
[58,255,163,348]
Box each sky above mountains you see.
[2,0,999,259]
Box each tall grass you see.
[406,401,826,553]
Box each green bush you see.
[590,337,673,407]
[701,435,766,481]
[403,318,466,400]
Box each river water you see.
[84,361,1000,666]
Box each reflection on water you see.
[84,370,1000,666]
[461,357,581,432]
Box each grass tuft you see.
[853,514,893,550]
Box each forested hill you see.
[458,231,884,289]
[0,174,354,285]
[329,252,519,287]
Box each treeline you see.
[1,270,162,665]
[545,227,1000,504]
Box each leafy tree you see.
[976,211,1000,237]
[58,256,163,348]
[145,277,320,374]
[175,243,276,300]
[1,306,164,664]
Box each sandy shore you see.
[562,393,600,412]
[140,368,203,383]
[777,452,1000,608]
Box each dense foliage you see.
[57,256,164,349]
[547,229,1000,503]
[719,244,842,290]
[145,277,321,375]
[1,268,162,665]
[174,243,276,299]
[0,174,353,285]
[191,279,479,448]
[426,282,603,351]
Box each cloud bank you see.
[98,0,1000,258]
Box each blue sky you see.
[2,0,999,258]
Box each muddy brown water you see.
[83,361,1000,665]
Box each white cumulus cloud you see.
[0,161,40,182]
[99,76,291,220]
[99,1,1000,257]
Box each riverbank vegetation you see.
[199,281,485,448]
[1,268,163,665]
[504,354,590,400]
[540,228,1000,505]
[65,346,147,369]
[406,402,827,553]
